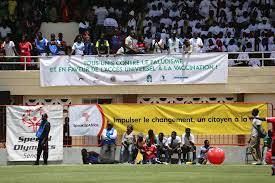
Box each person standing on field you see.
[34,113,51,165]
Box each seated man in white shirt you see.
[182,128,196,164]
[167,131,182,164]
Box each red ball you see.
[207,148,225,165]
[265,150,272,164]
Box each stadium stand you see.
[0,0,274,60]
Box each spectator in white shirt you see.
[151,33,164,54]
[167,131,182,164]
[208,23,220,36]
[217,10,227,25]
[71,35,85,55]
[2,36,18,70]
[237,11,249,25]
[186,0,195,8]
[125,30,139,54]
[160,29,169,46]
[157,2,164,17]
[2,36,18,56]
[259,37,271,51]
[258,17,272,31]
[144,22,157,37]
[270,38,275,64]
[182,128,196,163]
[79,17,90,34]
[144,31,153,49]
[199,0,211,18]
[182,39,193,54]
[248,21,258,32]
[149,4,160,18]
[103,14,118,28]
[160,13,172,28]
[95,6,108,25]
[205,39,217,52]
[143,17,152,27]
[189,32,203,53]
[169,5,180,18]
[127,11,137,32]
[236,5,244,17]
[168,31,181,54]
[162,0,173,11]
[0,23,11,38]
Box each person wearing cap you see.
[34,113,51,165]
[181,128,196,164]
[100,122,117,160]
[168,31,181,54]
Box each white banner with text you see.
[6,105,63,161]
[69,105,105,136]
[40,53,228,86]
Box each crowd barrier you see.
[0,52,274,71]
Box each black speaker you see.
[0,91,11,105]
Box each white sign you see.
[69,105,105,136]
[6,105,63,161]
[40,53,228,86]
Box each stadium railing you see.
[0,52,274,71]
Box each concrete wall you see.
[0,146,247,165]
[39,22,79,46]
[1,67,275,95]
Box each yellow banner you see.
[101,103,268,135]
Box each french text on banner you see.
[40,53,228,86]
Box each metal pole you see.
[262,52,265,67]
[24,57,27,71]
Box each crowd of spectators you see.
[0,0,275,68]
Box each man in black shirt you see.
[34,113,51,165]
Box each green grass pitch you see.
[0,165,274,183]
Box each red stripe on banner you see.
[96,104,106,136]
